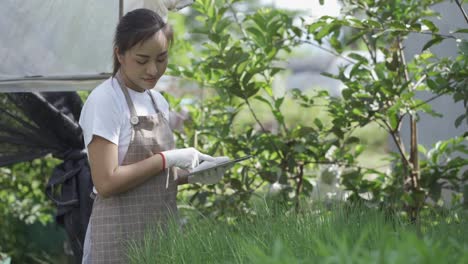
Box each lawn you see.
[127,202,467,264]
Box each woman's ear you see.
[115,47,124,64]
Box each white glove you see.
[162,148,214,170]
[188,156,231,185]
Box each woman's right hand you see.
[161,147,214,170]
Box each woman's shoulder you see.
[85,78,124,108]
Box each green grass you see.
[126,202,467,264]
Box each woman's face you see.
[117,30,169,92]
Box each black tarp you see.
[0,92,93,263]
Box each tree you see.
[169,0,467,222]
[308,0,467,221]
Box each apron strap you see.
[114,71,161,125]
[114,72,139,125]
[146,90,161,114]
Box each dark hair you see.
[112,8,174,76]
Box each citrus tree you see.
[169,0,467,221]
[306,0,467,221]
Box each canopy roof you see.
[0,0,191,92]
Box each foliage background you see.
[1,0,467,262]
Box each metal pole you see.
[119,0,124,19]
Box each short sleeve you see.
[79,86,123,148]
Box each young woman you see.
[79,8,227,263]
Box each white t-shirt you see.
[79,77,170,165]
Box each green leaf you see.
[208,32,221,43]
[315,23,336,40]
[236,61,249,75]
[421,19,438,32]
[321,72,340,80]
[454,92,465,103]
[355,144,365,156]
[207,3,215,19]
[374,64,387,80]
[409,23,421,32]
[273,109,285,125]
[193,27,210,35]
[355,93,373,99]
[317,90,329,97]
[319,0,324,5]
[330,35,343,53]
[345,31,366,45]
[455,114,466,128]
[422,36,444,51]
[291,126,316,138]
[438,140,449,152]
[215,19,231,33]
[352,108,364,116]
[426,78,438,90]
[387,108,399,131]
[346,136,360,144]
[246,27,266,46]
[363,19,382,29]
[308,21,326,34]
[270,67,283,76]
[419,52,434,60]
[274,97,285,109]
[349,62,364,78]
[313,118,323,130]
[348,53,369,63]
[418,144,427,154]
[251,14,267,31]
[348,17,364,28]
[291,26,303,38]
[244,82,261,98]
[191,1,204,13]
[342,88,353,100]
[266,47,278,61]
[387,21,406,30]
[385,52,399,72]
[459,40,468,55]
[454,28,468,34]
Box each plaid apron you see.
[88,75,177,263]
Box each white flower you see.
[329,164,342,178]
[370,100,379,111]
[385,168,392,177]
[326,192,337,199]
[325,145,338,161]
[269,182,283,195]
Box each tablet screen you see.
[186,155,252,177]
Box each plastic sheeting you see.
[0,0,117,79]
[0,0,193,92]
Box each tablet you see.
[186,155,252,177]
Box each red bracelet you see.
[159,152,166,170]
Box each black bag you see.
[46,150,93,263]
